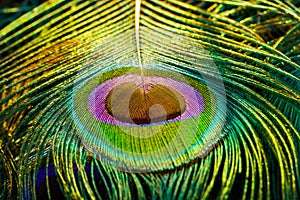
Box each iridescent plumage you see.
[0,0,299,199]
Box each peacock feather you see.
[0,0,299,199]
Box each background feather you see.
[0,0,299,199]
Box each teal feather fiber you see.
[0,0,299,199]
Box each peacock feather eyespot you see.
[72,52,226,172]
[0,0,299,199]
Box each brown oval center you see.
[106,83,186,124]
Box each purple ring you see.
[88,75,204,126]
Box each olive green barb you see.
[0,0,299,199]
